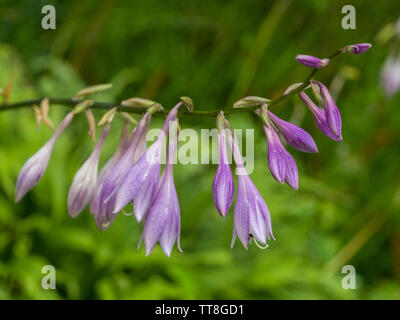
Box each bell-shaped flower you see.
[228,131,274,249]
[267,110,318,153]
[140,119,182,256]
[312,81,342,140]
[15,112,74,202]
[95,112,151,230]
[113,102,184,222]
[90,122,131,215]
[298,91,342,142]
[296,54,329,68]
[68,123,110,218]
[212,128,234,217]
[263,124,299,190]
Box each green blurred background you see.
[0,0,399,299]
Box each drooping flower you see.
[15,112,74,202]
[380,55,400,97]
[298,91,342,142]
[263,123,299,190]
[212,126,234,217]
[90,121,130,215]
[267,110,318,153]
[228,131,274,249]
[140,119,182,256]
[113,102,184,222]
[312,81,342,140]
[95,112,151,229]
[68,123,110,218]
[296,54,329,68]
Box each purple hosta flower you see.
[228,131,274,249]
[212,129,234,217]
[381,55,400,97]
[298,91,342,142]
[263,124,299,190]
[344,43,372,54]
[267,110,318,153]
[113,102,184,222]
[296,54,329,68]
[312,81,342,141]
[15,112,74,202]
[90,122,130,215]
[95,113,151,230]
[68,123,110,217]
[140,119,182,256]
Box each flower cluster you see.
[212,79,344,249]
[14,43,371,256]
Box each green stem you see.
[0,49,343,118]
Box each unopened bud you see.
[73,100,94,114]
[121,97,157,108]
[233,96,270,108]
[74,83,112,99]
[180,96,194,112]
[296,54,329,68]
[98,107,117,126]
[85,109,96,143]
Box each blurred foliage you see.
[0,0,400,299]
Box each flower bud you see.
[298,91,341,142]
[344,43,372,54]
[267,110,318,153]
[312,81,342,141]
[296,54,329,68]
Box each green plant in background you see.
[0,0,399,300]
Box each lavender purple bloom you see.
[312,81,342,140]
[68,123,110,218]
[140,119,182,256]
[263,124,299,190]
[296,54,329,69]
[267,110,318,153]
[212,128,235,217]
[90,122,131,215]
[113,102,184,222]
[15,112,74,202]
[228,131,274,249]
[298,90,342,142]
[344,43,372,54]
[95,112,151,230]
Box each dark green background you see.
[0,0,399,299]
